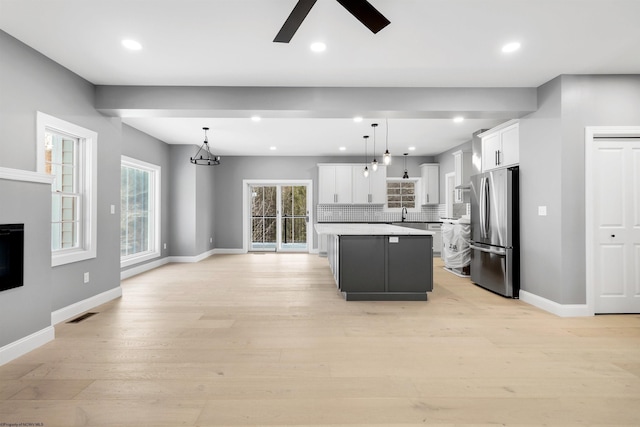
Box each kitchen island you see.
[315,223,434,301]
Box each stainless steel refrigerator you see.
[469,166,519,297]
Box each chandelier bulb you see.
[383,150,391,165]
[363,166,369,177]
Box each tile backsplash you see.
[317,204,448,223]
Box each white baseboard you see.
[519,290,592,317]
[168,249,217,263]
[0,326,55,366]
[212,248,246,255]
[51,287,123,325]
[121,257,170,280]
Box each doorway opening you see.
[243,180,312,253]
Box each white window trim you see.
[37,112,97,267]
[385,177,422,212]
[120,156,161,268]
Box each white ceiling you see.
[2,0,639,156]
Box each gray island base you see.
[315,224,434,301]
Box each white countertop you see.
[315,223,434,236]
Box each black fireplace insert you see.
[0,224,24,292]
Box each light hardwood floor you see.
[1,253,640,426]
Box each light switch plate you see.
[110,204,115,214]
[389,236,399,243]
[538,206,547,216]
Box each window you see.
[37,112,97,266]
[120,156,161,267]
[387,179,419,210]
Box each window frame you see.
[37,112,97,267]
[120,156,161,267]
[385,177,422,212]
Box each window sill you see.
[52,248,96,267]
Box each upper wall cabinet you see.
[480,120,519,172]
[318,164,353,204]
[318,164,387,205]
[420,163,439,205]
[352,165,387,204]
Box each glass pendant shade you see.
[383,150,391,165]
[363,166,369,177]
[372,159,378,171]
[402,153,409,179]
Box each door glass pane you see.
[293,186,307,216]
[251,186,277,250]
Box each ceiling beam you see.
[95,86,537,120]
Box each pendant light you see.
[402,153,409,179]
[371,123,378,171]
[190,127,221,166]
[363,135,369,177]
[383,118,391,165]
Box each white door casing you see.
[586,127,640,314]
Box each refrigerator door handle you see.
[479,177,486,238]
[470,244,506,256]
[482,176,490,239]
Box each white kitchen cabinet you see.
[352,165,387,204]
[420,163,439,205]
[452,150,472,203]
[318,164,353,204]
[481,120,519,171]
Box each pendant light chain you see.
[371,123,378,171]
[383,118,391,165]
[363,135,369,177]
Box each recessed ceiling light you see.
[353,116,363,123]
[310,42,326,52]
[121,39,142,50]
[251,116,261,122]
[408,147,416,151]
[339,147,347,151]
[270,146,277,151]
[453,116,464,123]
[502,42,521,53]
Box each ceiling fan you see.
[274,0,390,43]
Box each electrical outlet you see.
[538,206,547,216]
[83,272,90,283]
[163,243,167,250]
[210,237,213,243]
[110,204,115,214]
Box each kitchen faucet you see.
[401,207,408,222]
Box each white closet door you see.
[592,138,640,313]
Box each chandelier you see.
[190,127,221,166]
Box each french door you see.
[249,183,310,252]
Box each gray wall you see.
[167,145,217,257]
[121,125,172,270]
[0,30,122,312]
[0,180,52,347]
[519,75,640,304]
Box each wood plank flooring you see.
[1,253,640,426]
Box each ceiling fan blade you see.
[274,0,318,43]
[335,0,390,34]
